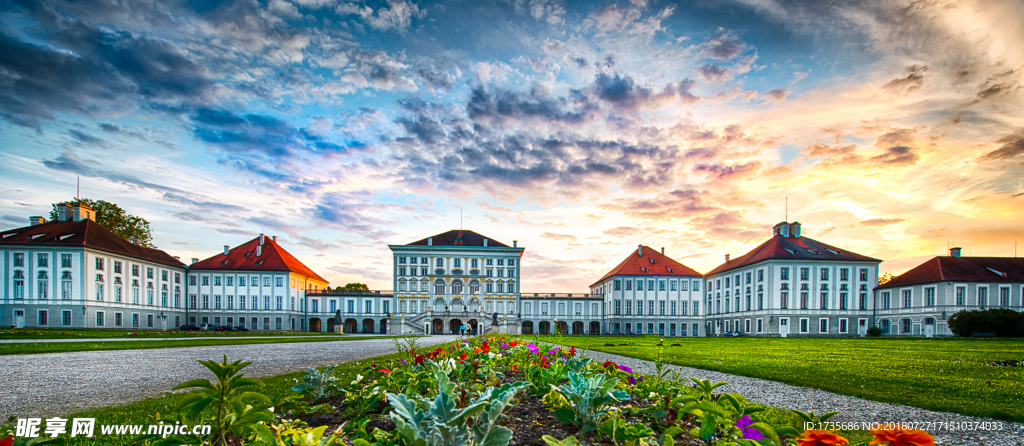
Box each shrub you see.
[948,308,1024,337]
[866,326,883,337]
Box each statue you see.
[492,312,499,325]
[334,309,341,321]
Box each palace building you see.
[874,247,1024,336]
[388,230,522,335]
[0,204,187,329]
[703,222,881,337]
[589,245,705,336]
[187,234,330,331]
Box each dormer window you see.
[667,268,674,273]
[1,232,17,239]
[649,258,656,264]
[220,260,229,265]
[784,248,797,254]
[255,260,264,266]
[986,267,1007,278]
[30,233,47,240]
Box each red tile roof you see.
[0,219,186,268]
[406,230,511,247]
[591,245,703,287]
[877,256,1024,289]
[189,236,328,284]
[705,234,881,276]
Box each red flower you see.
[379,368,391,374]
[568,346,577,356]
[0,436,12,446]
[509,341,517,347]
[414,354,426,365]
[460,353,468,360]
[797,430,850,446]
[602,360,617,368]
[869,428,934,446]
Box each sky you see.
[1,0,1023,292]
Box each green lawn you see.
[539,335,1024,422]
[0,335,414,355]
[0,328,360,339]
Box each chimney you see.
[173,256,180,261]
[29,216,45,226]
[725,254,731,262]
[130,238,140,245]
[950,247,962,258]
[72,204,94,222]
[638,245,643,256]
[272,236,277,243]
[259,234,265,245]
[791,221,802,238]
[223,245,230,255]
[428,237,433,246]
[513,240,518,247]
[661,247,665,255]
[483,239,488,247]
[191,258,198,264]
[257,245,262,257]
[773,222,790,237]
[57,204,73,222]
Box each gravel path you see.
[581,349,1024,446]
[0,335,457,420]
[0,334,392,343]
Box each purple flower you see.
[400,359,407,366]
[618,364,633,374]
[548,347,559,355]
[527,344,539,355]
[628,375,637,385]
[735,415,764,440]
[501,343,509,349]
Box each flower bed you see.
[6,336,934,446]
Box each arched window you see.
[507,281,515,293]
[469,280,480,294]
[451,280,464,295]
[434,280,445,295]
[433,298,445,309]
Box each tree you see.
[877,272,896,285]
[339,283,370,292]
[50,198,156,248]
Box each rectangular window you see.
[840,268,849,281]
[147,314,154,328]
[756,318,763,333]
[114,261,122,273]
[62,310,71,326]
[801,268,809,280]
[903,290,912,308]
[819,318,828,333]
[115,313,123,327]
[840,293,848,310]
[926,288,935,306]
[956,286,965,305]
[780,267,789,281]
[860,268,868,281]
[61,254,72,268]
[214,276,221,286]
[1000,287,1010,306]
[625,280,632,291]
[682,280,689,291]
[625,300,631,315]
[670,301,676,315]
[238,276,245,286]
[649,300,655,314]
[96,283,104,301]
[38,310,48,325]
[882,292,891,309]
[659,300,665,315]
[800,318,809,333]
[13,253,24,267]
[821,268,829,281]
[800,292,808,309]
[758,270,764,282]
[189,276,197,286]
[275,318,282,330]
[97,311,105,327]
[781,292,789,309]
[202,295,209,309]
[146,267,153,279]
[839,319,848,333]
[37,253,48,267]
[96,257,104,270]
[820,293,828,309]
[614,300,621,315]
[132,265,139,276]
[264,318,271,330]
[276,296,283,310]
[693,301,699,315]
[276,277,283,287]
[859,293,867,310]
[347,300,354,313]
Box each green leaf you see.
[173,379,215,391]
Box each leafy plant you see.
[292,365,339,401]
[138,356,274,445]
[597,416,656,446]
[388,364,528,446]
[248,420,359,446]
[551,371,630,434]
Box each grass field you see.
[0,328,359,339]
[0,335,413,355]
[539,335,1024,422]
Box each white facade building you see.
[874,247,1024,336]
[703,222,881,337]
[388,230,523,335]
[589,245,706,337]
[186,234,329,331]
[0,204,187,329]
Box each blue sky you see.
[2,0,1023,290]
